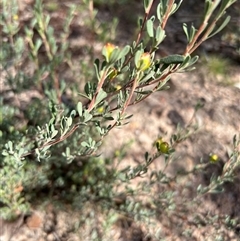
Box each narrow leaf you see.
[95,88,107,107]
[146,19,154,38]
[208,16,231,39]
[94,59,100,81]
[119,45,130,59]
[83,111,93,122]
[67,117,72,126]
[183,23,189,42]
[156,3,162,22]
[155,26,166,45]
[160,55,185,65]
[77,102,83,117]
[144,0,150,12]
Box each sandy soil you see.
[1,1,240,240]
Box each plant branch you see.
[21,123,81,158]
[136,0,156,46]
[107,76,139,132]
[161,0,174,29]
[87,68,108,112]
[184,0,221,55]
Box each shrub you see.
[0,0,239,238]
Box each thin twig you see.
[161,0,174,29]
[21,123,80,158]
[87,68,108,111]
[184,0,221,55]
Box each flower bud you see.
[97,106,104,114]
[137,52,151,71]
[103,43,118,62]
[159,142,169,154]
[156,138,169,154]
[209,154,219,163]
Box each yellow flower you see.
[115,85,122,91]
[13,14,19,21]
[137,52,151,71]
[159,142,170,154]
[97,106,104,114]
[103,43,118,62]
[155,137,163,147]
[209,154,219,163]
[156,138,170,154]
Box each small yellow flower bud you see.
[103,43,118,62]
[209,154,219,163]
[13,14,19,21]
[97,106,104,114]
[115,85,122,91]
[159,142,169,154]
[155,137,163,147]
[156,138,169,154]
[137,52,151,71]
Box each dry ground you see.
[1,0,240,240]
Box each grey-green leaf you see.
[95,88,107,107]
[207,16,231,39]
[77,102,83,117]
[146,19,154,38]
[183,23,190,42]
[160,55,185,65]
[83,111,93,123]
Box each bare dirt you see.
[1,1,240,241]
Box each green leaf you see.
[83,111,92,123]
[81,141,89,147]
[94,59,100,81]
[139,70,155,83]
[203,0,213,18]
[70,110,76,118]
[155,26,166,45]
[160,0,168,16]
[95,88,107,107]
[138,18,143,28]
[7,141,13,152]
[156,3,162,22]
[146,19,154,38]
[207,16,231,39]
[124,114,133,120]
[34,39,42,53]
[103,116,114,121]
[134,50,143,69]
[77,102,83,117]
[45,15,51,27]
[78,92,91,100]
[84,82,95,99]
[183,23,189,42]
[179,55,199,70]
[219,0,233,14]
[121,65,130,73]
[2,150,8,156]
[144,0,150,11]
[145,152,149,162]
[119,45,130,59]
[134,89,152,95]
[188,55,199,66]
[160,55,185,65]
[170,0,183,15]
[67,117,72,126]
[51,129,58,138]
[109,48,121,64]
[179,54,191,68]
[189,24,197,43]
